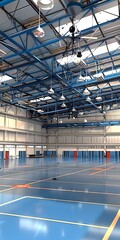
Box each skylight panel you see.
[95,6,118,24]
[104,68,120,76]
[104,69,117,76]
[108,42,119,52]
[56,5,118,37]
[0,75,12,83]
[92,45,108,56]
[76,15,96,32]
[30,96,52,103]
[57,41,119,65]
[40,96,52,101]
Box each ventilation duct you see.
[64,0,82,16]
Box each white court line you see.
[0,196,27,207]
[25,196,120,207]
[0,212,108,230]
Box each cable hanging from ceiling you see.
[33,4,45,38]
[48,58,54,94]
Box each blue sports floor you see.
[0,157,120,239]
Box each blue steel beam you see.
[0,43,119,80]
[36,96,119,113]
[2,16,119,62]
[0,31,66,88]
[9,0,114,40]
[43,120,120,129]
[73,72,120,88]
[0,0,15,6]
[67,0,113,10]
[0,32,90,101]
[10,14,71,38]
[0,37,119,66]
[1,67,120,97]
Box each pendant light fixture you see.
[48,87,54,94]
[84,118,87,123]
[59,87,65,101]
[83,88,90,95]
[96,96,102,101]
[61,102,66,108]
[78,74,84,82]
[72,97,76,112]
[48,76,54,94]
[72,107,76,112]
[48,60,54,94]
[37,0,54,10]
[86,96,91,102]
[34,5,44,38]
[59,94,65,101]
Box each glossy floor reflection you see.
[0,157,120,239]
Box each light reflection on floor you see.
[0,156,120,239]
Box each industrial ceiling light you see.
[61,102,66,108]
[59,87,65,100]
[0,49,6,57]
[86,96,91,102]
[37,0,54,10]
[79,111,84,115]
[37,109,44,113]
[59,94,65,101]
[106,105,110,110]
[48,87,54,94]
[77,51,82,58]
[72,107,76,112]
[34,26,44,38]
[96,96,102,101]
[33,5,44,38]
[48,75,54,94]
[78,74,84,82]
[83,88,90,95]
[84,118,87,122]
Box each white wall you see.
[46,110,120,151]
[0,106,47,158]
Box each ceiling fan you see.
[68,22,98,44]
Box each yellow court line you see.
[102,209,120,240]
[90,166,116,175]
[90,163,112,171]
[28,185,120,197]
[28,163,112,185]
[26,195,120,207]
[0,177,38,181]
[0,162,111,181]
[0,187,14,193]
[0,212,108,230]
[0,184,11,187]
[0,165,61,179]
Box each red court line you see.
[89,166,116,175]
